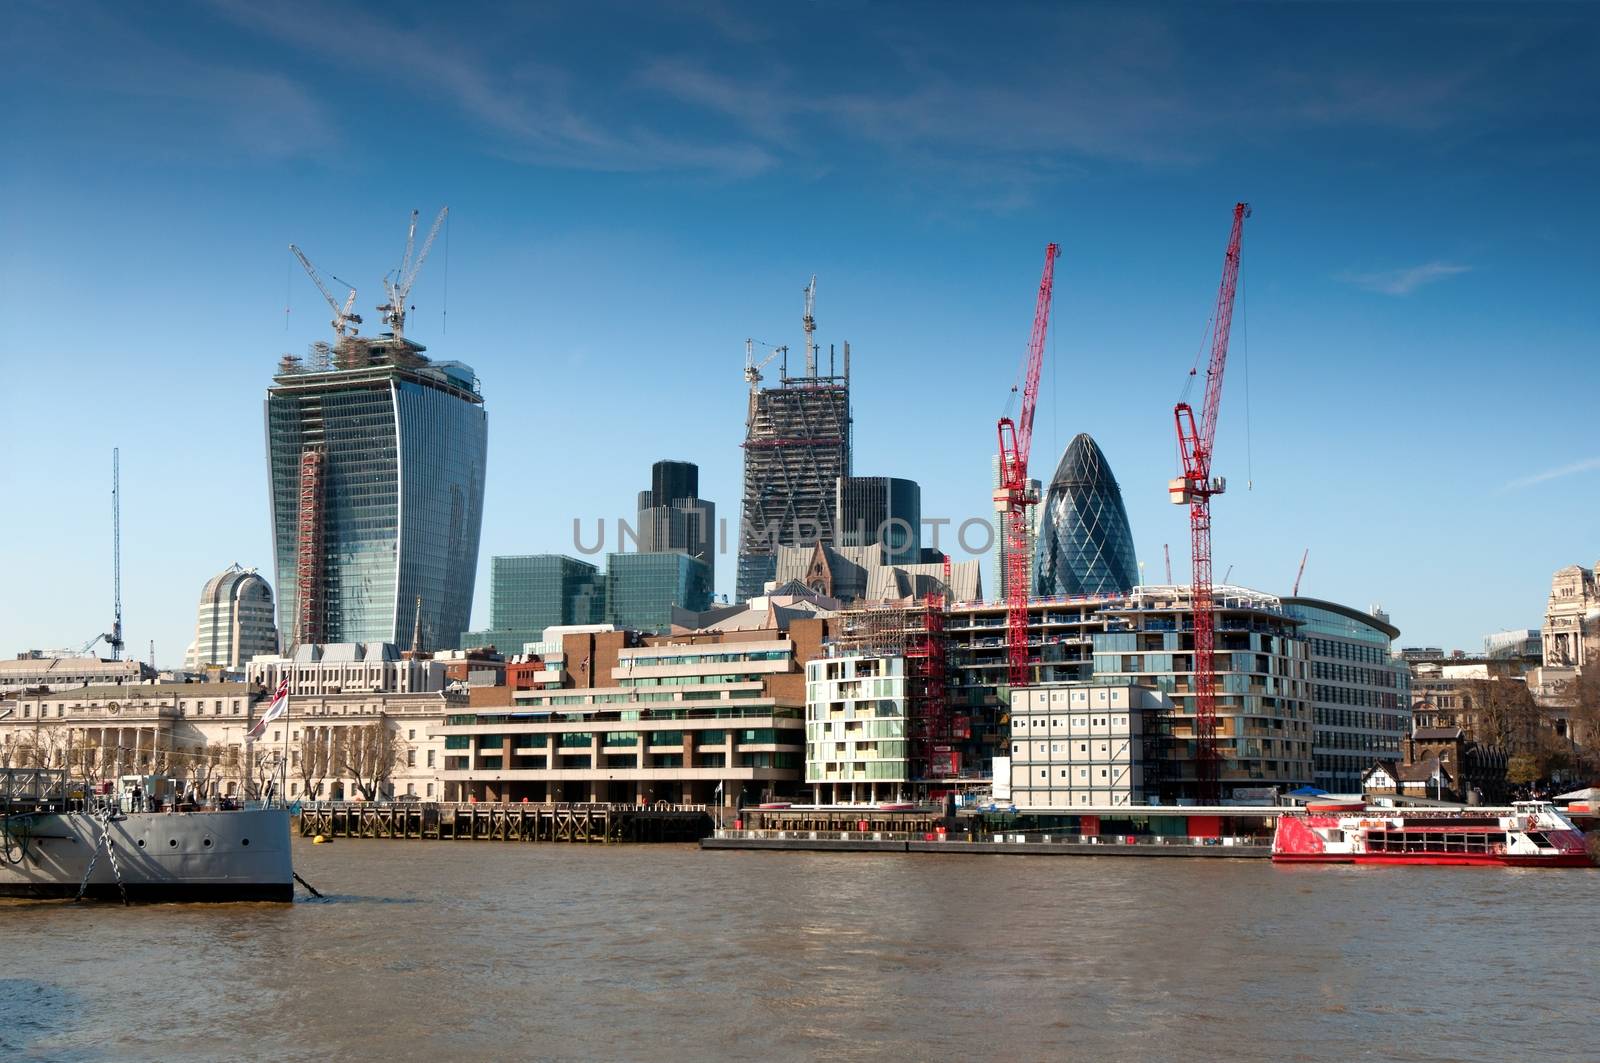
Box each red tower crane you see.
[995,243,1060,689]
[1169,202,1249,802]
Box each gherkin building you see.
[1035,433,1139,597]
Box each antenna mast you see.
[107,448,124,660]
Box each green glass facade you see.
[461,554,604,651]
[604,552,712,634]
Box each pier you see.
[296,801,712,844]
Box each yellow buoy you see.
[312,834,328,844]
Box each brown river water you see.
[2,837,1596,1062]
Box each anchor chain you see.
[74,807,130,906]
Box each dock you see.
[296,800,711,843]
[701,828,1269,858]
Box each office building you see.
[460,555,605,652]
[183,564,280,671]
[0,653,155,694]
[266,335,486,651]
[1485,628,1542,661]
[1035,433,1138,598]
[437,615,834,806]
[605,552,712,634]
[1091,585,1314,799]
[1282,597,1409,794]
[836,476,920,564]
[736,351,852,600]
[636,460,715,566]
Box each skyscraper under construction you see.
[268,210,485,650]
[266,335,487,650]
[736,279,852,601]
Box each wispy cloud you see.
[1503,456,1600,491]
[1337,261,1472,296]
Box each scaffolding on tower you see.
[294,446,326,647]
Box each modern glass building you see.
[636,459,715,566]
[836,476,921,564]
[460,554,605,651]
[266,336,486,650]
[1281,598,1410,794]
[1035,433,1138,598]
[605,552,712,634]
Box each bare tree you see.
[1465,678,1540,754]
[338,720,407,801]
[1569,669,1600,778]
[296,729,331,801]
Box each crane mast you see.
[289,244,362,338]
[1169,201,1249,802]
[379,206,449,341]
[801,275,818,377]
[995,242,1060,689]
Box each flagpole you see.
[280,681,290,808]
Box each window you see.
[426,749,435,768]
[407,749,416,767]
[408,728,416,740]
[426,783,435,797]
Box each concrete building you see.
[247,642,447,695]
[266,335,486,651]
[1091,585,1314,799]
[805,652,911,804]
[183,564,279,671]
[460,554,604,652]
[604,552,713,634]
[835,476,921,564]
[1034,434,1139,598]
[636,460,715,566]
[438,614,834,806]
[1282,598,1410,794]
[1008,684,1170,809]
[736,352,852,600]
[0,652,156,694]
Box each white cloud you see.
[1503,456,1600,491]
[1337,261,1472,296]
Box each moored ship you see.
[1,768,294,902]
[1272,800,1593,867]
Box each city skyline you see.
[3,3,1598,663]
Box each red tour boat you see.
[1272,801,1593,867]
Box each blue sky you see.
[2,1,1596,665]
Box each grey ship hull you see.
[0,808,293,902]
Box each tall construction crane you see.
[801,275,818,377]
[994,243,1061,689]
[289,244,362,338]
[83,448,126,661]
[1292,548,1309,596]
[378,206,449,341]
[1169,202,1249,802]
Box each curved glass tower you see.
[267,336,486,650]
[1035,433,1138,597]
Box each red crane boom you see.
[1170,202,1249,802]
[996,242,1060,689]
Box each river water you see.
[2,838,1596,1062]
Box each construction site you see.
[735,277,854,601]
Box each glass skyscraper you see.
[460,554,605,651]
[836,476,921,564]
[605,552,712,634]
[266,336,486,650]
[1035,433,1138,598]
